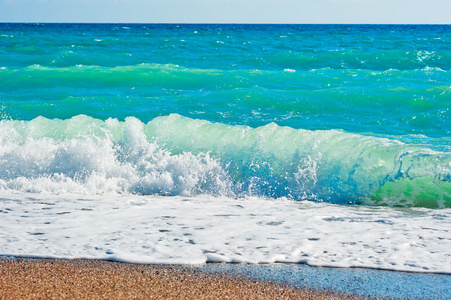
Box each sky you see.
[0,0,450,24]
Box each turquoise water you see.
[0,23,450,208]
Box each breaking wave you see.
[0,114,450,208]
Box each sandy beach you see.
[0,258,365,299]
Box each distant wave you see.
[2,63,448,95]
[0,114,449,208]
[1,63,449,87]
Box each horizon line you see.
[1,22,450,26]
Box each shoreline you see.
[1,257,450,299]
[0,257,365,299]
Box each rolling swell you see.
[1,63,449,138]
[0,114,449,208]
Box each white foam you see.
[1,193,450,273]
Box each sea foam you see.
[1,193,450,273]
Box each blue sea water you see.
[1,24,451,280]
[0,23,450,207]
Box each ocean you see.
[0,23,450,274]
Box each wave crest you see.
[0,114,450,208]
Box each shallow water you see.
[194,263,451,299]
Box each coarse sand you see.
[0,258,367,299]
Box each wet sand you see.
[0,258,364,299]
